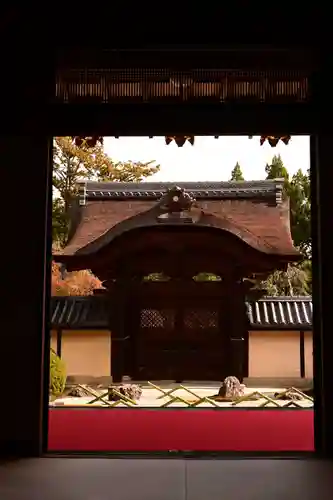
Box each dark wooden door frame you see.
[134,303,227,382]
[4,47,333,458]
[119,280,249,382]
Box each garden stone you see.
[217,376,246,399]
[108,384,142,402]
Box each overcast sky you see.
[103,136,310,182]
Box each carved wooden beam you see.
[165,136,195,147]
[249,135,291,147]
[71,135,291,148]
[72,136,104,147]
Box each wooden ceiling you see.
[56,48,314,106]
[52,47,319,136]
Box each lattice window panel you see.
[140,309,175,329]
[184,309,218,330]
[56,68,310,104]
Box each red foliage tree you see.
[51,261,103,296]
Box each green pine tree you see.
[258,154,312,294]
[265,154,289,180]
[230,162,245,181]
[265,155,311,256]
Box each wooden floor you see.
[1,457,333,499]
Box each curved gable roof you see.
[54,179,298,260]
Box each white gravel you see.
[50,385,313,408]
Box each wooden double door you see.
[129,291,228,381]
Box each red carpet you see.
[48,408,314,452]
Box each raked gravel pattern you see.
[51,384,314,408]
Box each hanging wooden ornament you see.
[280,135,291,145]
[165,136,195,147]
[72,136,104,147]
[259,135,291,147]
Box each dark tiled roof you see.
[57,179,296,258]
[246,297,312,330]
[80,180,283,202]
[50,296,109,329]
[50,296,313,331]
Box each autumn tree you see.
[230,162,245,181]
[53,137,160,244]
[51,261,103,296]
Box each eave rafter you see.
[71,135,292,148]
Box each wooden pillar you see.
[299,330,305,378]
[110,279,129,383]
[1,135,52,456]
[311,133,333,457]
[56,329,63,357]
[0,33,52,456]
[227,280,247,382]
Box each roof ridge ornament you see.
[157,186,197,223]
[161,186,195,212]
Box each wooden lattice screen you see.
[140,308,219,330]
[140,309,175,329]
[56,69,309,104]
[183,309,219,330]
[55,49,312,105]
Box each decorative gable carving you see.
[157,186,198,223]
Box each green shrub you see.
[49,348,67,397]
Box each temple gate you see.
[55,180,300,382]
